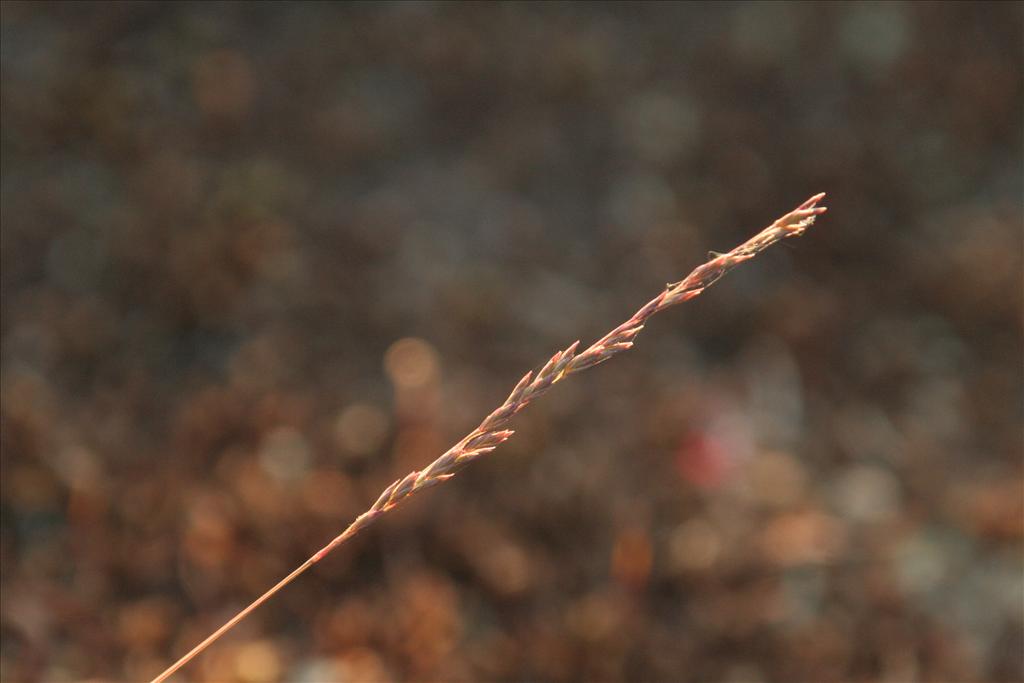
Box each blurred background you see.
[1,2,1021,682]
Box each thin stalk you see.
[152,193,827,683]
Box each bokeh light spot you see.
[384,337,440,389]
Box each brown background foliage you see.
[1,3,1021,682]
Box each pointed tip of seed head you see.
[784,198,828,229]
[799,192,827,210]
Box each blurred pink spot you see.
[675,431,732,490]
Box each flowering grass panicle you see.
[152,193,827,683]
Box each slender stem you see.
[151,558,313,683]
[152,521,362,683]
[151,194,826,682]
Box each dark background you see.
[1,2,1021,682]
